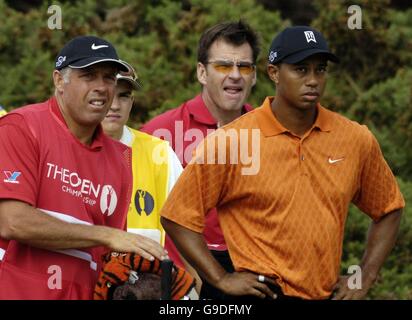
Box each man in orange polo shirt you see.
[159,26,405,300]
[142,21,259,299]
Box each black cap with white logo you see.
[268,26,339,65]
[55,35,129,71]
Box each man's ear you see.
[53,70,65,93]
[267,64,280,85]
[197,62,207,86]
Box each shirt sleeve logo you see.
[3,171,21,184]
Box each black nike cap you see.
[55,35,129,71]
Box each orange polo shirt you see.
[160,96,405,299]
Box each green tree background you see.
[0,0,410,299]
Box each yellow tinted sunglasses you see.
[207,60,256,75]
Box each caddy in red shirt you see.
[0,98,132,299]
[0,36,167,299]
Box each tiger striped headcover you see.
[93,252,195,300]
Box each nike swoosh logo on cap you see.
[328,157,344,164]
[91,43,109,50]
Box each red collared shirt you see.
[0,97,132,299]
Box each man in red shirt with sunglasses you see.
[141,21,259,299]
